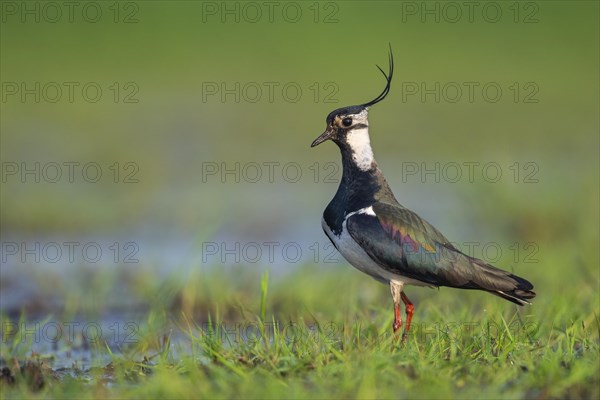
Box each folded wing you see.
[346,202,535,305]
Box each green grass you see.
[2,268,598,399]
[1,1,598,398]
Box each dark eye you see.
[342,118,353,127]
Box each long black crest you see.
[361,45,394,108]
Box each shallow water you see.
[1,176,472,315]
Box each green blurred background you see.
[1,1,598,319]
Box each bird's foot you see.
[401,331,409,345]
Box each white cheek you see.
[346,127,374,170]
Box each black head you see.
[311,46,394,148]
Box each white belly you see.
[321,216,431,287]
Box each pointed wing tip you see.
[496,290,535,306]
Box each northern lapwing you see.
[311,49,536,343]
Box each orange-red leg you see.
[393,301,402,334]
[400,291,414,343]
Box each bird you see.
[310,48,536,343]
